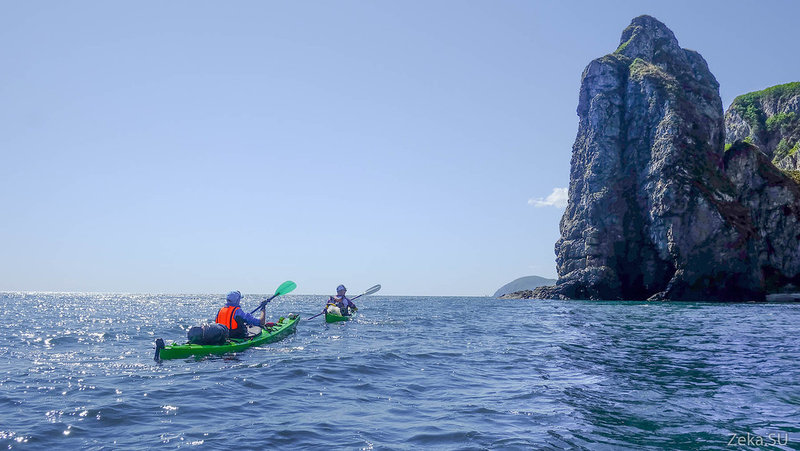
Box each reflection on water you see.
[0,293,799,449]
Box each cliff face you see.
[533,15,800,301]
[724,142,800,291]
[725,83,800,171]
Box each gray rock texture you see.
[724,82,800,170]
[528,15,800,301]
[724,142,800,291]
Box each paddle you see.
[249,280,297,314]
[307,284,381,320]
[349,284,381,302]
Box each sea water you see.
[1,293,798,450]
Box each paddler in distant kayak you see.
[326,284,357,316]
[216,290,266,339]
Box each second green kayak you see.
[155,314,300,360]
[325,311,355,323]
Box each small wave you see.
[1,294,799,449]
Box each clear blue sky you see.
[1,1,798,295]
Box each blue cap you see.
[226,290,242,305]
[336,285,346,292]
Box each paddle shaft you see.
[307,310,325,321]
[249,294,278,315]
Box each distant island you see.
[509,15,800,301]
[494,276,556,298]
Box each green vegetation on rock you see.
[629,58,661,77]
[732,82,800,108]
[766,111,798,133]
[774,139,799,163]
[724,139,750,152]
[628,58,679,93]
[732,100,767,134]
[598,53,630,66]
[783,169,800,185]
[615,37,632,54]
[730,82,800,134]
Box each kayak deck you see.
[156,314,299,360]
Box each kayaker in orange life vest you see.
[216,290,266,339]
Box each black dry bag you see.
[187,323,230,345]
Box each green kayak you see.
[155,314,299,360]
[325,311,355,323]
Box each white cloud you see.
[528,187,568,209]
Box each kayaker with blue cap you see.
[327,284,357,316]
[216,290,266,339]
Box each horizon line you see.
[0,290,497,298]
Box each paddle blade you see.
[363,284,381,296]
[274,280,297,297]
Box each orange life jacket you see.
[216,306,242,333]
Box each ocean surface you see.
[1,293,799,450]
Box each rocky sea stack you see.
[527,15,800,301]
